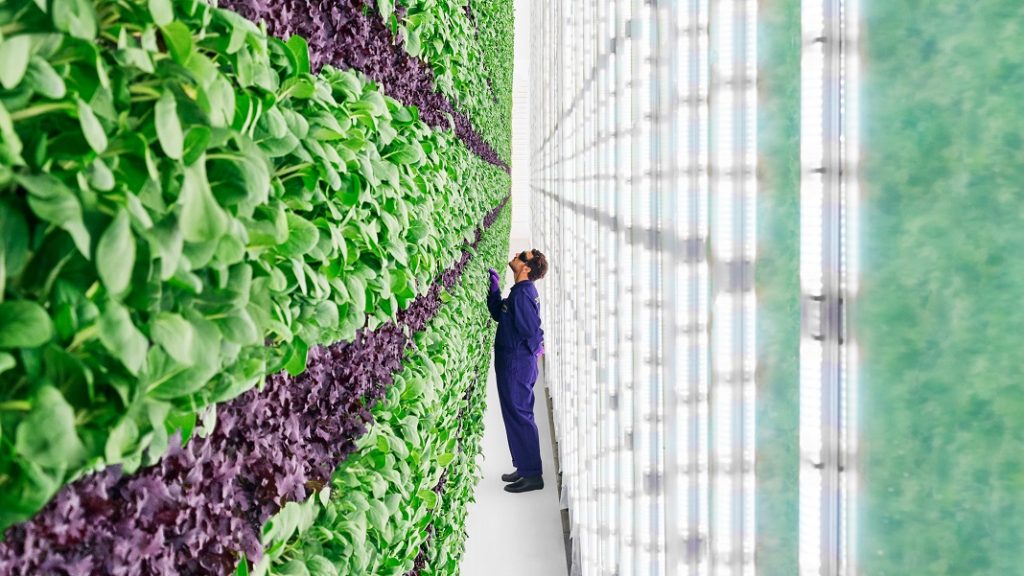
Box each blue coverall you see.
[487,279,545,478]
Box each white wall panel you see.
[530,1,757,574]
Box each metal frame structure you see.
[799,0,860,573]
[708,0,758,572]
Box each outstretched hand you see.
[488,268,500,293]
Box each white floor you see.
[461,362,567,575]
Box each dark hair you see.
[527,249,548,281]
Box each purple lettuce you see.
[0,196,510,576]
[216,0,509,173]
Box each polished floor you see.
[461,364,567,576]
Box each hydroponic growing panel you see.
[0,0,513,573]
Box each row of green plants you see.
[0,203,509,573]
[379,0,514,163]
[419,344,490,575]
[0,0,508,529]
[241,202,510,576]
[382,219,496,576]
[471,0,514,141]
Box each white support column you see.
[709,0,758,573]
[799,0,860,574]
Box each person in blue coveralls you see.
[487,248,549,493]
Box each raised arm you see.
[486,269,502,321]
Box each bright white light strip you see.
[598,4,614,565]
[615,1,632,569]
[674,256,694,573]
[710,0,736,569]
[669,0,706,571]
[655,3,673,572]
[742,0,758,571]
[800,0,826,300]
[799,337,824,575]
[610,2,624,570]
[843,0,862,301]
[711,295,735,572]
[580,4,594,571]
[741,295,758,571]
[840,0,860,571]
[636,99,646,576]
[662,2,692,562]
[697,1,712,571]
[710,0,758,572]
[638,4,663,569]
[530,0,768,572]
[595,1,610,570]
[800,0,862,573]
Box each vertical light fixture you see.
[610,0,626,570]
[573,0,585,562]
[666,0,713,572]
[740,0,758,573]
[665,1,690,573]
[619,0,636,572]
[597,0,617,571]
[596,0,616,570]
[530,0,780,572]
[839,1,861,571]
[583,0,600,572]
[799,0,859,573]
[653,1,670,571]
[632,0,657,572]
[709,0,757,573]
[696,1,712,573]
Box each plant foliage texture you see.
[241,199,510,576]
[0,200,508,574]
[377,0,514,164]
[0,0,507,532]
[215,0,509,171]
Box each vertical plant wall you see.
[856,2,1024,572]
[0,0,512,573]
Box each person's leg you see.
[507,357,543,478]
[493,353,519,470]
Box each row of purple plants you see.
[217,0,509,172]
[0,197,510,576]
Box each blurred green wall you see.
[716,0,1024,572]
[756,0,800,573]
[756,1,1024,573]
[858,1,1024,573]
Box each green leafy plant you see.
[380,0,513,164]
[417,205,507,576]
[242,202,510,576]
[0,0,507,530]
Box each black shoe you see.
[504,475,544,493]
[501,471,521,483]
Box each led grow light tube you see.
[800,0,860,574]
[709,0,758,572]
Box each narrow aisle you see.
[462,362,566,575]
